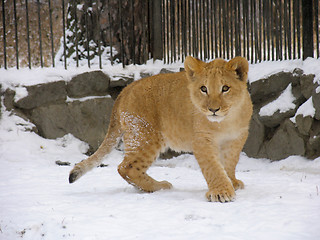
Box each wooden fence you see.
[1,0,319,69]
[158,0,320,63]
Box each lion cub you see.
[69,56,253,202]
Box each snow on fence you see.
[0,0,319,70]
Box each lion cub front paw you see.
[206,186,235,203]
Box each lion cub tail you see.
[69,111,122,184]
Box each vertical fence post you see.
[48,0,55,67]
[37,0,43,68]
[130,0,135,64]
[96,0,102,69]
[166,0,170,61]
[315,0,319,58]
[62,0,67,69]
[2,0,7,69]
[85,1,90,68]
[142,0,147,63]
[25,0,31,69]
[302,0,313,59]
[152,0,163,60]
[118,0,125,67]
[170,0,175,61]
[13,0,19,69]
[297,0,301,59]
[107,0,113,65]
[73,0,79,67]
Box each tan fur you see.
[69,56,253,203]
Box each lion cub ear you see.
[184,56,205,80]
[225,57,249,82]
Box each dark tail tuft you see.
[69,172,78,184]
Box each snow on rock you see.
[13,86,28,102]
[259,83,296,117]
[293,97,315,120]
[248,57,320,85]
[248,59,302,83]
[301,57,320,86]
[2,58,319,92]
[0,59,183,90]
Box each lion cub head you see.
[184,56,249,123]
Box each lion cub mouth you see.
[207,115,225,123]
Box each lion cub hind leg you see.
[118,132,172,192]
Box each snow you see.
[0,110,320,240]
[299,57,320,86]
[294,97,316,118]
[2,57,320,91]
[1,58,320,239]
[248,57,320,84]
[0,59,182,91]
[259,83,296,116]
[248,59,302,83]
[13,86,28,102]
[66,95,112,103]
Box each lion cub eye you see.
[222,85,230,92]
[200,86,208,94]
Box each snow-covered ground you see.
[0,109,320,240]
[1,58,320,240]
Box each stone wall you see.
[2,69,320,160]
[2,71,131,154]
[244,69,320,160]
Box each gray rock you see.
[159,149,182,159]
[160,68,175,74]
[258,80,305,128]
[249,71,300,104]
[0,84,2,119]
[292,68,303,75]
[140,72,152,79]
[295,114,313,136]
[300,74,316,99]
[243,112,265,157]
[28,97,114,152]
[108,76,134,100]
[2,88,35,126]
[291,80,307,106]
[310,118,320,137]
[67,71,110,98]
[264,119,305,160]
[312,88,320,120]
[259,108,296,128]
[306,119,320,159]
[109,76,133,88]
[108,86,124,101]
[258,86,300,128]
[3,88,15,111]
[14,81,67,110]
[307,136,320,159]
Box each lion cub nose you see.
[209,107,220,114]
